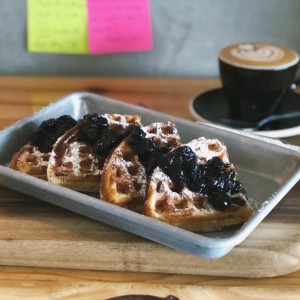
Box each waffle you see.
[10,112,252,233]
[46,125,101,192]
[10,144,50,180]
[100,122,181,211]
[10,115,77,180]
[144,138,253,232]
[47,114,141,192]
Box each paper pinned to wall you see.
[27,0,88,54]
[87,0,153,54]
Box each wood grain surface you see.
[0,183,299,279]
[0,76,299,299]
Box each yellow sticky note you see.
[27,0,88,54]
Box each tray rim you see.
[1,92,300,258]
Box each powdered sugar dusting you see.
[185,137,230,164]
[103,113,141,128]
[143,121,180,148]
[49,141,100,176]
[30,146,49,167]
[114,146,146,195]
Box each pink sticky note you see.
[87,0,153,54]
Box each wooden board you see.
[0,183,299,279]
[0,76,299,281]
[0,265,299,300]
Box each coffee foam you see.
[219,43,299,70]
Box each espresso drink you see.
[219,43,299,122]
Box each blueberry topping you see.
[78,113,108,142]
[209,191,232,210]
[55,115,77,134]
[76,114,138,156]
[129,126,166,174]
[129,129,243,210]
[157,147,243,210]
[30,112,245,211]
[90,121,138,156]
[158,146,193,185]
[30,115,76,152]
[92,128,122,156]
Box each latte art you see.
[219,43,299,70]
[231,44,284,62]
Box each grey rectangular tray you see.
[1,92,300,258]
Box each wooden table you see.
[0,76,299,299]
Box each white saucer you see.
[189,88,300,138]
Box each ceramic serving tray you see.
[1,92,300,259]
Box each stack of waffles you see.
[10,113,253,233]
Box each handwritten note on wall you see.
[27,0,88,54]
[27,0,153,55]
[87,0,152,54]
